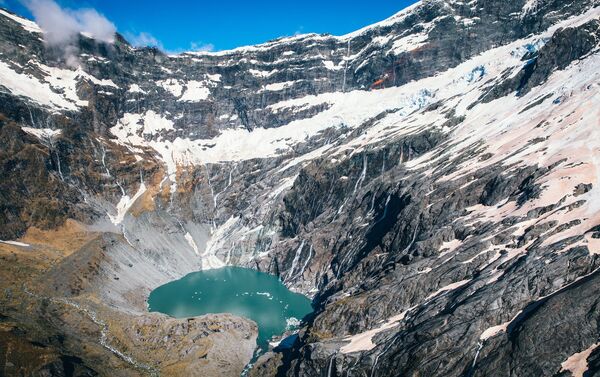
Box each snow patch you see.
[479,321,511,340]
[561,343,599,377]
[0,240,31,247]
[184,232,200,255]
[425,279,471,300]
[388,32,429,54]
[180,80,211,102]
[341,308,413,353]
[157,78,183,97]
[21,127,62,139]
[0,61,86,110]
[128,84,146,94]
[0,9,42,34]
[263,81,297,91]
[323,60,343,70]
[108,183,147,225]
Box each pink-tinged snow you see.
[438,239,463,258]
[399,7,600,259]
[477,261,600,343]
[103,8,600,284]
[442,50,600,256]
[479,322,510,341]
[561,343,599,377]
[425,279,471,300]
[479,310,524,341]
[340,307,414,354]
[105,10,600,266]
[481,265,600,345]
[461,244,505,265]
[584,234,600,255]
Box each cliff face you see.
[1,0,600,376]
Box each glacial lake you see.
[148,266,313,350]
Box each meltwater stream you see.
[148,267,313,351]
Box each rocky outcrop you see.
[0,226,257,376]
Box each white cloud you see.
[75,8,116,42]
[124,34,215,54]
[20,0,215,57]
[189,41,214,52]
[23,0,116,45]
[21,0,116,66]
[124,31,163,49]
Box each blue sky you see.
[2,0,417,52]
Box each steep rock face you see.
[0,0,599,376]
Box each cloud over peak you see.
[19,0,215,58]
[124,31,162,49]
[22,0,116,45]
[20,0,116,66]
[124,32,215,54]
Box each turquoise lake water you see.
[148,267,313,350]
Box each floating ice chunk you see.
[285,317,301,331]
